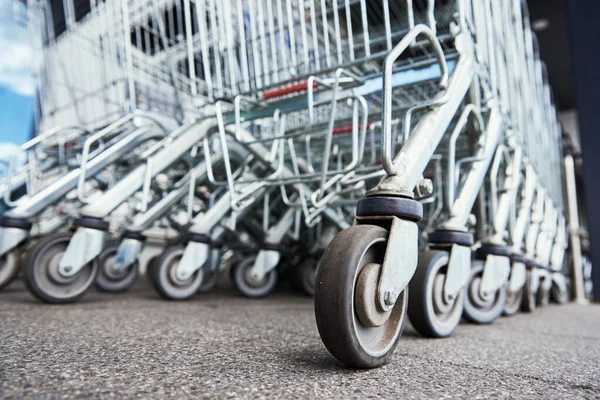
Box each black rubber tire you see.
[463,260,507,324]
[0,248,23,290]
[314,225,407,368]
[22,232,98,303]
[95,241,139,293]
[149,245,203,300]
[408,250,464,338]
[503,287,524,316]
[521,270,537,312]
[231,256,278,298]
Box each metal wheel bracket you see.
[508,262,527,293]
[114,238,144,271]
[377,216,419,312]
[443,244,471,303]
[249,250,281,281]
[176,241,210,280]
[479,254,510,298]
[58,228,106,276]
[0,227,29,257]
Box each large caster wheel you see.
[0,248,23,289]
[503,287,524,316]
[537,281,551,307]
[521,270,537,312]
[408,250,464,338]
[314,225,407,368]
[231,256,278,298]
[149,246,203,300]
[289,257,318,297]
[22,232,98,303]
[463,261,507,324]
[95,241,139,292]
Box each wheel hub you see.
[355,263,392,327]
[46,252,77,285]
[168,261,194,287]
[102,256,128,280]
[432,273,453,315]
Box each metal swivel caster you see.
[231,256,278,298]
[148,245,203,300]
[408,250,465,338]
[314,225,408,368]
[22,232,98,303]
[0,248,23,290]
[95,241,139,293]
[463,260,507,324]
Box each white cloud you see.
[0,2,34,96]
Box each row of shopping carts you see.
[0,0,584,368]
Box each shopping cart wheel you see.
[0,248,23,290]
[503,287,524,316]
[407,250,464,338]
[314,225,407,369]
[95,241,139,293]
[537,281,551,307]
[289,257,318,297]
[551,278,570,305]
[22,232,98,303]
[463,260,507,324]
[231,256,278,298]
[521,270,537,312]
[149,245,203,300]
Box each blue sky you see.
[0,0,34,148]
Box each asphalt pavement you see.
[1,279,599,399]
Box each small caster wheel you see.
[0,248,23,289]
[149,246,203,300]
[22,232,98,303]
[503,287,524,316]
[521,270,537,312]
[551,279,570,305]
[408,250,464,338]
[198,269,219,293]
[314,225,407,368]
[231,256,277,298]
[95,241,139,292]
[463,260,507,324]
[537,281,551,307]
[289,257,318,297]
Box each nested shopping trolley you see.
[11,0,574,369]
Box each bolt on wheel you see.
[463,260,507,324]
[22,232,98,303]
[408,250,464,338]
[314,225,408,368]
[95,241,139,292]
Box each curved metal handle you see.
[4,124,91,207]
[77,111,169,203]
[381,24,449,175]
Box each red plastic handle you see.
[262,81,317,100]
